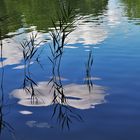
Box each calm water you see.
[0,0,140,140]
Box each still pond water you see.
[0,0,140,140]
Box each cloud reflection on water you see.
[26,121,52,128]
[68,17,108,45]
[12,82,107,110]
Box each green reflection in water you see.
[0,0,108,36]
[121,0,140,22]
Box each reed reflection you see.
[85,50,93,93]
[0,98,14,136]
[20,32,43,104]
[48,3,83,130]
[0,21,14,138]
[11,2,107,131]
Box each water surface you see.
[0,0,140,140]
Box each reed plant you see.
[20,33,42,104]
[48,2,76,104]
[0,17,15,137]
[47,2,83,130]
[85,50,93,92]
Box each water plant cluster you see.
[20,33,42,104]
[0,2,94,132]
[47,3,84,129]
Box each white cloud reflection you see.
[12,82,107,110]
[19,110,33,115]
[1,30,49,68]
[0,39,23,67]
[106,0,123,27]
[26,121,52,128]
[1,0,124,68]
[68,18,108,45]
